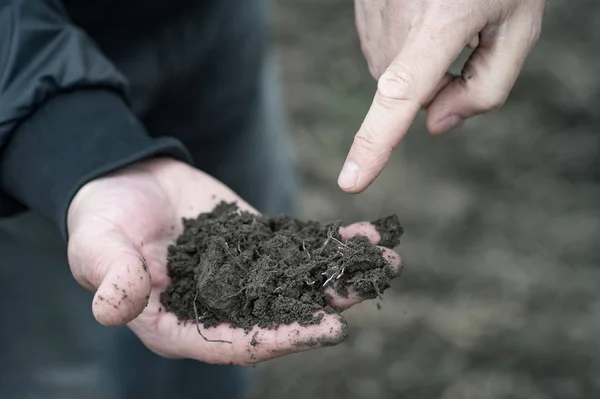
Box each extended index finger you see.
[338,23,470,193]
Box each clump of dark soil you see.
[160,201,403,333]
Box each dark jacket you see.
[0,0,195,235]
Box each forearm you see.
[0,0,191,237]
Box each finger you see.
[339,221,382,245]
[334,222,403,309]
[239,313,347,365]
[467,33,480,50]
[340,215,403,249]
[338,23,470,193]
[152,311,348,366]
[426,16,543,135]
[423,73,455,110]
[326,247,402,310]
[68,223,152,326]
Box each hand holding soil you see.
[66,157,402,365]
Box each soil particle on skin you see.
[141,257,148,272]
[160,201,403,332]
[294,317,348,348]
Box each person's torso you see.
[61,0,270,152]
[63,0,199,45]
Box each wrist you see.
[0,89,192,238]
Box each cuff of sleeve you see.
[0,89,192,238]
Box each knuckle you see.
[533,18,543,38]
[528,17,543,44]
[422,2,473,32]
[352,128,394,163]
[517,0,545,44]
[366,58,380,80]
[353,128,387,154]
[460,60,508,112]
[476,89,508,112]
[377,66,416,103]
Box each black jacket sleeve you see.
[0,0,192,237]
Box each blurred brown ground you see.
[254,1,600,398]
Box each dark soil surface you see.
[160,202,402,331]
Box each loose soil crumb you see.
[160,201,403,332]
[372,215,404,249]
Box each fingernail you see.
[338,160,359,189]
[440,115,464,132]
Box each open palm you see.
[66,157,401,366]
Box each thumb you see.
[67,224,152,326]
